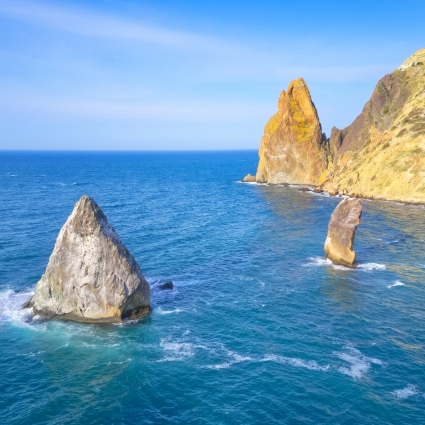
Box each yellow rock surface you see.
[322,48,425,203]
[250,49,425,204]
[256,78,328,185]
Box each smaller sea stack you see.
[242,173,256,183]
[324,198,362,268]
[28,195,151,323]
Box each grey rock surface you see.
[158,281,174,290]
[29,195,151,323]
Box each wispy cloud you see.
[0,0,394,83]
[1,94,272,122]
[0,0,226,50]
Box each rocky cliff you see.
[28,195,151,323]
[246,48,425,203]
[255,78,329,185]
[322,48,425,202]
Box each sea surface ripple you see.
[1,151,425,424]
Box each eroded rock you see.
[324,198,362,268]
[242,173,256,183]
[28,195,151,323]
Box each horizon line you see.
[0,148,259,152]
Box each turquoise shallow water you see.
[1,151,425,424]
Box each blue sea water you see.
[1,151,425,424]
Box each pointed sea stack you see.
[255,78,328,185]
[324,198,362,268]
[28,195,151,323]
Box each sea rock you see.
[28,195,151,323]
[255,78,329,185]
[324,198,362,268]
[242,173,256,183]
[158,281,174,290]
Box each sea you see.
[1,151,425,424]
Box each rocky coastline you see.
[243,48,425,205]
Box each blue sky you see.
[0,0,424,150]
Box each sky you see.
[0,0,424,150]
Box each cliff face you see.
[256,78,328,185]
[322,48,425,202]
[249,48,425,203]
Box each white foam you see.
[303,257,332,267]
[332,264,352,271]
[391,384,418,399]
[336,346,382,379]
[306,259,387,272]
[231,353,252,362]
[206,362,232,369]
[205,351,253,370]
[106,358,132,366]
[0,289,33,325]
[159,341,195,361]
[357,263,386,271]
[159,338,210,362]
[261,354,330,372]
[388,281,405,288]
[303,257,352,271]
[236,181,267,186]
[156,307,184,315]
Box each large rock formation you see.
[322,48,425,202]
[28,195,151,323]
[245,48,425,203]
[255,78,329,185]
[324,198,362,268]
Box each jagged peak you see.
[278,78,317,122]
